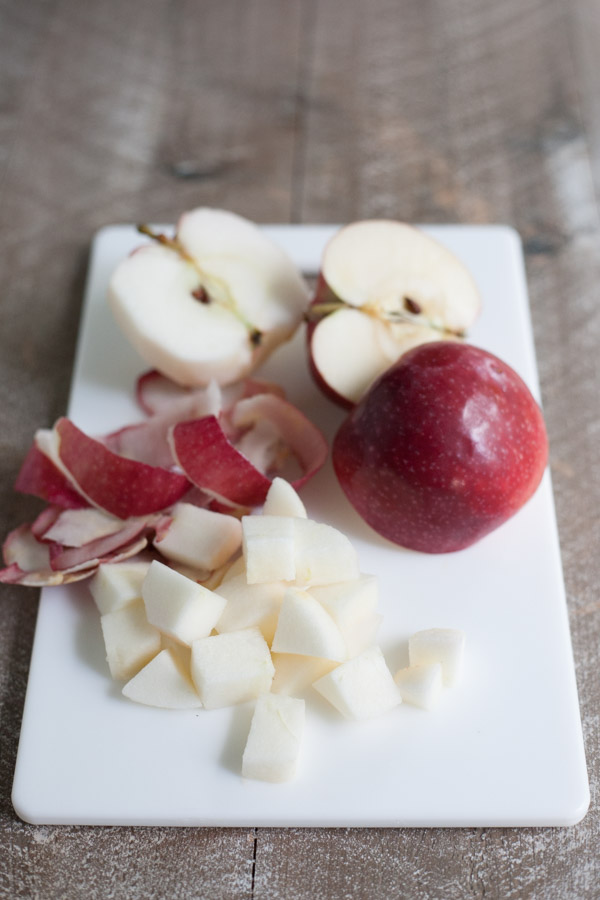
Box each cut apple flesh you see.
[100,600,162,682]
[313,646,401,720]
[191,627,275,709]
[309,220,480,406]
[214,574,285,645]
[321,221,479,326]
[79,472,467,784]
[309,307,394,407]
[109,208,309,387]
[152,503,242,571]
[110,245,252,386]
[122,648,202,709]
[89,559,151,615]
[142,560,226,646]
[262,477,307,518]
[242,693,305,783]
[270,587,347,662]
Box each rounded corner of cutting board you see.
[12,779,45,826]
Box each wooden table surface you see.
[1,0,599,896]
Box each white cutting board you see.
[11,224,590,827]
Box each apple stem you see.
[304,301,348,320]
[137,224,263,347]
[306,298,463,337]
[137,224,194,264]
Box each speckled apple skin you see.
[332,342,549,553]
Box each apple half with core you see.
[109,208,309,386]
[308,221,481,407]
[332,342,548,553]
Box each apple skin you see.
[332,342,549,553]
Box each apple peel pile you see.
[0,376,327,587]
[90,478,466,783]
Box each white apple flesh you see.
[292,518,360,587]
[262,477,307,518]
[309,575,381,656]
[214,573,285,645]
[242,515,296,584]
[394,663,444,710]
[271,587,347,662]
[89,558,151,615]
[270,653,337,696]
[100,600,162,681]
[142,560,226,646]
[308,221,481,406]
[408,628,466,686]
[109,208,309,387]
[242,693,305,783]
[190,627,275,709]
[122,648,203,709]
[308,574,378,631]
[152,502,242,571]
[313,646,401,720]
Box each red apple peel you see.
[55,418,189,519]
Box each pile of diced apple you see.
[90,478,465,783]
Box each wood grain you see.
[1,0,599,897]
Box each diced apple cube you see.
[313,646,401,719]
[271,653,337,696]
[262,477,307,518]
[342,612,383,658]
[122,648,202,708]
[199,557,240,591]
[190,627,275,709]
[242,693,305,783]
[160,634,193,668]
[153,503,242,570]
[408,628,466,686]
[214,574,285,644]
[309,574,379,654]
[271,587,347,662]
[100,600,161,681]
[293,519,359,586]
[89,559,151,614]
[142,560,226,646]
[242,515,295,583]
[219,554,246,584]
[394,663,443,709]
[309,573,379,625]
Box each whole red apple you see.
[332,342,548,553]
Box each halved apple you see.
[308,221,481,406]
[109,208,309,387]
